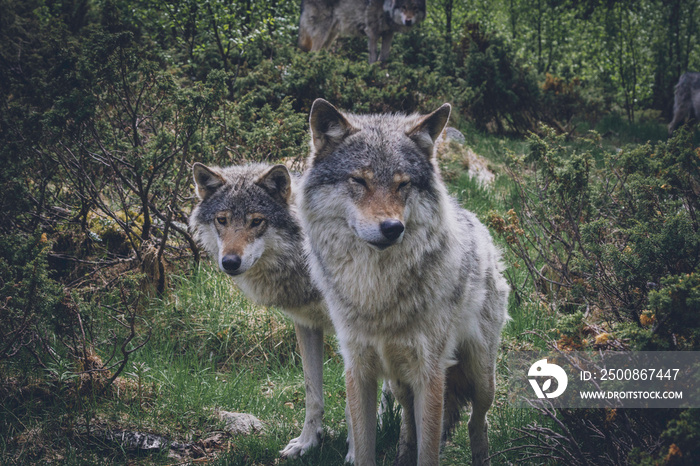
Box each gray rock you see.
[216,410,264,435]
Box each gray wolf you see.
[298,100,510,465]
[189,162,333,458]
[298,0,426,63]
[668,71,700,135]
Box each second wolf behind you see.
[189,162,333,458]
[668,71,700,135]
[299,100,510,465]
[298,0,426,63]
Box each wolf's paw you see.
[279,428,322,459]
[344,451,355,464]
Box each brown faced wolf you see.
[668,72,700,135]
[298,0,426,63]
[189,163,332,458]
[298,100,510,465]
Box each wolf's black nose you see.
[405,19,413,26]
[380,219,405,241]
[222,254,242,272]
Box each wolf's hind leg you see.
[467,366,495,466]
[280,323,325,458]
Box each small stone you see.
[216,410,264,435]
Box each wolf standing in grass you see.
[189,163,333,458]
[668,71,700,135]
[298,0,426,63]
[299,99,510,465]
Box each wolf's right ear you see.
[256,164,292,205]
[308,99,357,164]
[407,103,451,159]
[192,163,225,200]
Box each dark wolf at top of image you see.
[298,0,426,63]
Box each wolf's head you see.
[305,99,450,251]
[190,163,297,275]
[385,0,426,28]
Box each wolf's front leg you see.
[414,371,445,466]
[280,323,325,458]
[345,363,378,465]
[389,379,417,466]
[367,34,380,64]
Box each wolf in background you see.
[299,99,510,465]
[668,72,700,135]
[189,163,333,458]
[298,0,426,63]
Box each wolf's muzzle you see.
[222,254,242,274]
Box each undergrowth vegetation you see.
[2,0,699,464]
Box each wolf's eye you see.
[398,180,410,190]
[216,217,227,226]
[250,218,264,227]
[350,176,367,188]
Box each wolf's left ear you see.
[309,99,357,164]
[407,103,451,159]
[256,164,292,205]
[193,163,225,200]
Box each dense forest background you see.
[1,0,699,465]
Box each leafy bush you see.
[232,47,460,117]
[490,124,700,465]
[456,25,541,134]
[491,125,700,350]
[540,73,601,133]
[0,232,63,365]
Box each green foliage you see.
[128,0,298,77]
[494,125,700,349]
[457,29,541,133]
[648,274,700,349]
[219,95,308,163]
[660,409,700,464]
[0,231,64,365]
[233,47,459,116]
[149,264,298,368]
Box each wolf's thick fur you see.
[189,163,332,458]
[298,0,426,63]
[299,100,510,465]
[668,72,700,135]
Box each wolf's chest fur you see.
[310,214,465,335]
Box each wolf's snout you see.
[222,254,242,273]
[404,19,413,26]
[380,219,405,241]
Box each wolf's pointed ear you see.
[193,163,225,200]
[309,99,357,164]
[256,164,292,205]
[407,103,451,159]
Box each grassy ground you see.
[1,118,669,465]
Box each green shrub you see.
[491,124,700,466]
[457,27,541,134]
[0,231,64,366]
[232,47,459,117]
[492,125,700,350]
